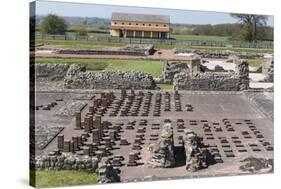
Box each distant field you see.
[36,39,273,53]
[172,34,229,41]
[30,170,98,188]
[35,57,163,77]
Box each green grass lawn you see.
[35,57,163,77]
[247,59,263,65]
[30,170,99,188]
[172,34,229,41]
[157,83,174,90]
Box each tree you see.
[240,24,253,42]
[230,13,268,42]
[40,14,67,35]
[74,24,88,36]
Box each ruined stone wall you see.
[174,72,241,91]
[35,64,157,90]
[64,64,157,90]
[174,60,249,91]
[163,61,189,83]
[35,153,99,172]
[35,63,70,81]
[236,60,250,90]
[162,59,228,85]
[263,59,274,82]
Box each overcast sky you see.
[34,0,274,26]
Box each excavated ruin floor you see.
[34,88,273,182]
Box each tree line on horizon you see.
[37,14,273,42]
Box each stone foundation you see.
[55,44,155,56]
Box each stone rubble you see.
[183,129,209,172]
[173,48,265,59]
[149,123,176,168]
[239,157,273,173]
[98,157,120,183]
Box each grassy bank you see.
[247,59,264,65]
[30,170,99,188]
[35,57,163,77]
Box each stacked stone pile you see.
[149,123,176,168]
[183,129,209,172]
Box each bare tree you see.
[231,14,268,42]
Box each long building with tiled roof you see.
[110,12,170,39]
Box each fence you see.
[35,34,273,49]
